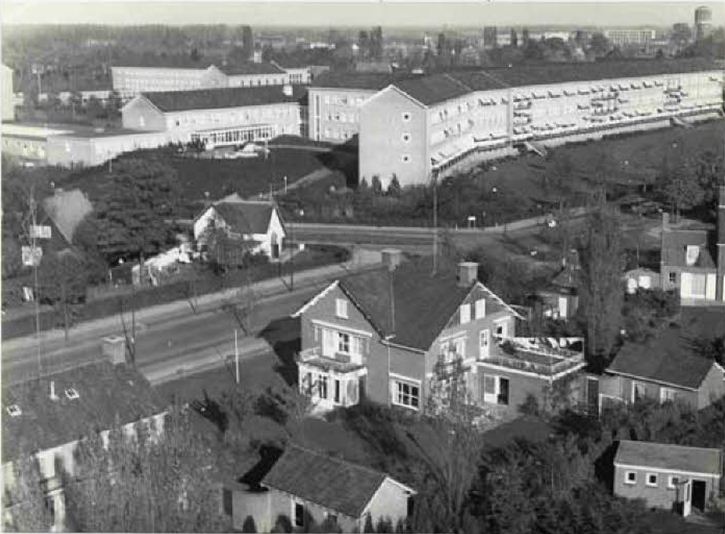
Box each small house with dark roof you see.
[613,440,723,517]
[599,328,725,410]
[292,251,586,414]
[193,194,286,261]
[2,352,166,531]
[230,444,415,532]
[660,186,725,305]
[536,249,580,320]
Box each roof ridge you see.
[620,439,723,452]
[285,443,388,479]
[475,68,511,89]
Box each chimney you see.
[381,248,402,271]
[102,335,127,365]
[49,380,59,401]
[282,84,293,97]
[457,261,479,288]
[716,186,725,302]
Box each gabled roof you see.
[261,444,413,518]
[607,330,718,390]
[141,85,306,113]
[661,227,716,269]
[220,62,286,76]
[615,440,722,476]
[206,199,278,235]
[2,361,165,463]
[300,256,518,351]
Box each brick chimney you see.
[457,262,479,288]
[716,186,725,302]
[102,335,127,365]
[381,248,403,271]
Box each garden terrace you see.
[485,337,586,376]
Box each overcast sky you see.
[2,1,723,28]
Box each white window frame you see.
[318,374,328,399]
[335,298,348,319]
[631,381,646,403]
[479,329,490,359]
[392,378,420,410]
[667,475,680,489]
[625,471,637,485]
[646,473,658,487]
[660,387,677,403]
[460,303,471,324]
[474,298,486,319]
[337,332,350,354]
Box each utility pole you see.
[234,329,240,384]
[432,171,439,275]
[29,186,43,379]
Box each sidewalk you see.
[2,252,381,353]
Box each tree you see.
[588,33,611,57]
[87,158,181,266]
[387,175,402,197]
[577,203,624,369]
[38,251,89,340]
[658,158,704,221]
[3,454,55,532]
[64,408,229,532]
[371,175,383,196]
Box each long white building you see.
[357,59,724,187]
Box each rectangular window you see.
[625,471,637,485]
[660,387,677,403]
[338,332,350,353]
[474,298,486,319]
[646,473,658,487]
[632,381,646,403]
[690,274,706,298]
[318,375,328,399]
[336,298,348,318]
[668,475,680,489]
[460,303,471,324]
[222,489,233,516]
[393,380,420,409]
[453,337,466,358]
[479,329,490,358]
[294,502,305,527]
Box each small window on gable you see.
[646,473,658,487]
[475,298,486,319]
[460,303,471,324]
[625,471,636,484]
[402,112,411,122]
[335,298,348,319]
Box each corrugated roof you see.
[338,256,513,351]
[208,199,277,235]
[2,361,165,463]
[615,440,722,475]
[142,85,307,113]
[661,228,716,269]
[261,444,389,517]
[607,331,717,389]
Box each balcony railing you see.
[297,347,365,373]
[479,337,585,377]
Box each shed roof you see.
[2,361,165,463]
[261,445,411,518]
[615,440,723,476]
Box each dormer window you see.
[6,404,21,417]
[685,245,700,266]
[65,388,80,400]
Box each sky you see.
[1,0,723,28]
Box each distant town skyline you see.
[2,1,724,29]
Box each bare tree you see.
[3,454,55,532]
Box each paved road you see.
[2,287,318,387]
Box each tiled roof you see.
[2,361,165,463]
[615,440,722,475]
[607,330,717,389]
[221,63,286,76]
[142,85,306,112]
[387,58,720,106]
[261,444,391,518]
[338,256,514,351]
[311,71,411,91]
[661,228,716,269]
[209,200,277,235]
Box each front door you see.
[682,479,692,517]
[587,377,600,417]
[691,480,707,512]
[479,330,490,359]
[498,377,510,405]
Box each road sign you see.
[30,225,52,239]
[21,245,43,267]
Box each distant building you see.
[354,61,393,74]
[603,28,657,49]
[2,64,15,121]
[613,440,722,517]
[227,445,415,532]
[483,26,498,50]
[695,6,713,42]
[660,187,725,304]
[193,195,287,261]
[2,356,166,531]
